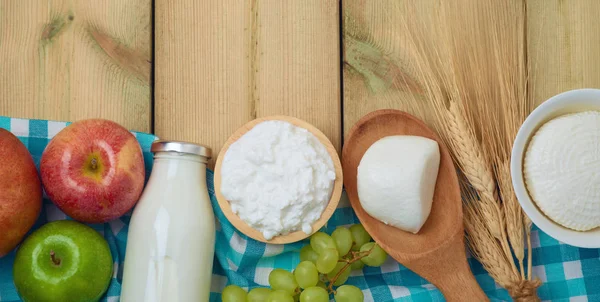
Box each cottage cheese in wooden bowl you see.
[214,116,343,244]
[512,89,600,248]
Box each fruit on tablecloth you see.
[13,220,113,302]
[299,245,319,264]
[40,119,145,223]
[247,287,273,301]
[350,258,364,270]
[0,129,42,257]
[326,263,351,286]
[267,290,294,302]
[269,268,299,295]
[315,248,338,274]
[332,227,353,256]
[349,224,371,251]
[228,224,385,301]
[222,285,247,301]
[294,261,319,289]
[310,232,336,254]
[299,286,329,302]
[359,242,388,267]
[300,224,385,296]
[334,285,364,302]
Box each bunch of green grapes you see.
[222,224,387,302]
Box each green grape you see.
[331,227,353,256]
[334,269,351,286]
[299,286,329,302]
[315,248,338,274]
[327,262,352,286]
[222,285,247,302]
[334,285,364,302]
[326,262,351,286]
[310,232,337,254]
[326,262,344,279]
[349,224,372,251]
[294,261,319,289]
[299,245,319,264]
[360,242,388,267]
[315,281,327,290]
[350,259,364,271]
[248,288,272,302]
[269,269,299,295]
[340,254,363,271]
[267,290,294,302]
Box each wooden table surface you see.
[1,0,599,168]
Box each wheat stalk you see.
[463,187,520,288]
[441,0,532,282]
[392,0,541,297]
[444,103,503,230]
[394,0,541,299]
[524,214,533,280]
[484,0,532,282]
[499,161,525,277]
[484,5,528,277]
[398,4,508,249]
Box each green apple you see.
[13,220,113,302]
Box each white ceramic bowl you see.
[511,88,600,248]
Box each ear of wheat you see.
[396,0,541,300]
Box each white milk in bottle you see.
[121,141,215,302]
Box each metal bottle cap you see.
[151,140,212,159]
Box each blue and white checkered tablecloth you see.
[0,116,598,302]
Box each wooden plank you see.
[155,0,340,167]
[342,0,440,137]
[527,0,600,106]
[0,0,152,132]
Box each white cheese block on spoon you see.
[357,135,440,234]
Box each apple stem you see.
[50,251,61,266]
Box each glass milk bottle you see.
[121,141,215,302]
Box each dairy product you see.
[121,142,215,301]
[220,120,336,240]
[357,136,440,234]
[524,111,600,231]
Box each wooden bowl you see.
[214,115,343,244]
[342,109,486,301]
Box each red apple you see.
[40,119,145,223]
[0,129,42,257]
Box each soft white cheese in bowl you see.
[524,112,600,231]
[511,89,600,248]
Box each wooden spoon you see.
[342,109,487,301]
[214,115,343,244]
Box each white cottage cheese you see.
[220,120,336,240]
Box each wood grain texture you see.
[527,0,600,107]
[342,110,486,301]
[155,0,340,167]
[214,115,343,244]
[342,0,440,138]
[0,0,152,132]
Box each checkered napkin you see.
[0,116,598,302]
